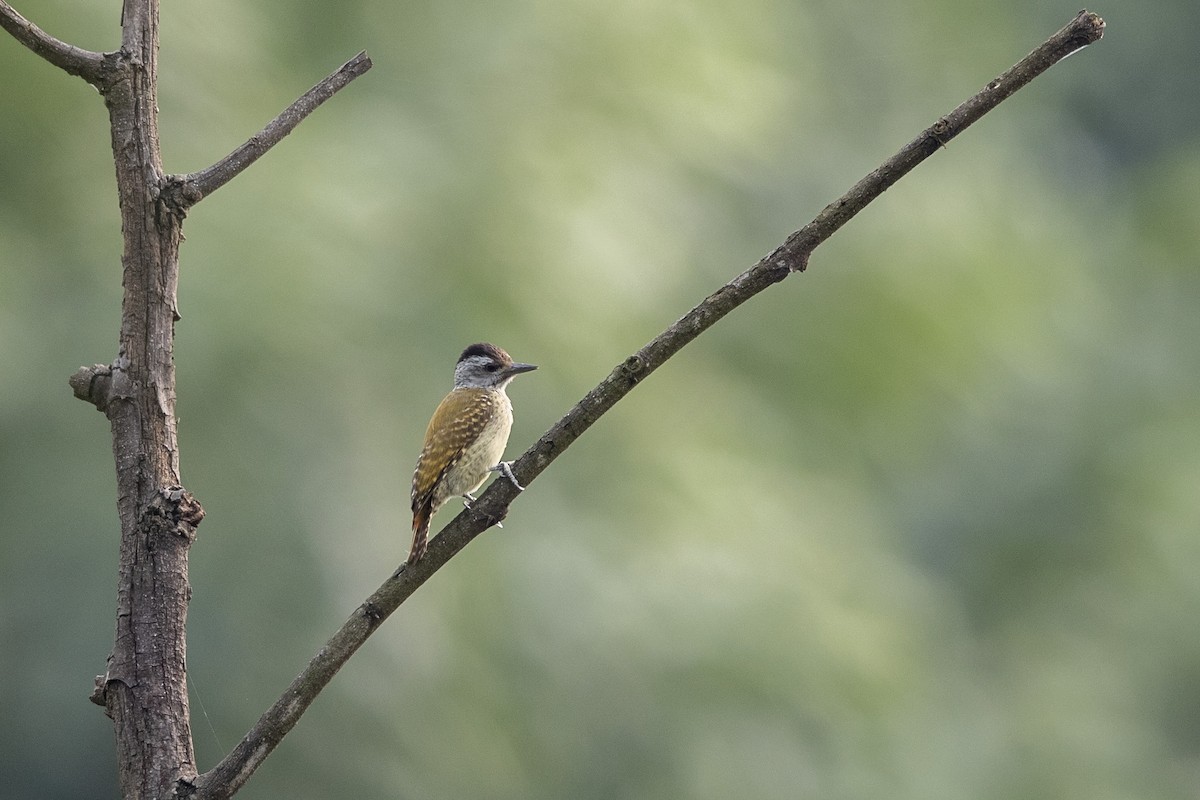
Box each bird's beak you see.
[507,362,538,376]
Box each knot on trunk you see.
[143,486,206,545]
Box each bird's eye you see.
[485,362,501,372]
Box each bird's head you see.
[452,342,537,390]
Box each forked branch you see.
[187,10,1105,800]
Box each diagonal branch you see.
[0,0,106,83]
[186,11,1104,800]
[166,50,373,209]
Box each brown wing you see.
[408,389,499,563]
[411,388,498,510]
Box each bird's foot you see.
[490,461,525,491]
[463,490,502,527]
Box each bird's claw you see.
[463,488,504,528]
[490,461,525,491]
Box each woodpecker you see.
[409,342,537,564]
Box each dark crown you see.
[458,342,511,366]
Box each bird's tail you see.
[409,506,431,564]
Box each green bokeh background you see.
[3,1,1198,798]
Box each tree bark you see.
[97,2,201,797]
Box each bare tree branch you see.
[164,51,373,209]
[187,10,1105,799]
[1,0,369,794]
[0,0,107,83]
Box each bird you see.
[409,342,537,564]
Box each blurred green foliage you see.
[2,1,1198,798]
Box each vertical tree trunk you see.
[99,2,202,796]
